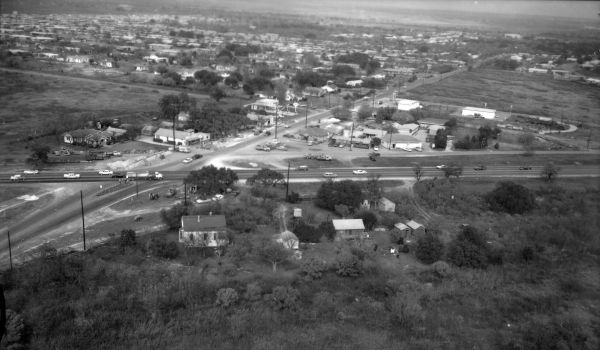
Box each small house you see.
[394,223,411,240]
[461,107,496,120]
[378,197,396,212]
[382,134,423,151]
[63,129,112,147]
[332,219,366,241]
[406,220,425,242]
[397,99,420,111]
[179,215,228,248]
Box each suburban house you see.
[154,128,210,146]
[394,223,411,240]
[346,79,363,87]
[179,214,229,248]
[397,99,421,111]
[461,107,496,119]
[332,219,366,241]
[378,197,396,212]
[248,98,279,114]
[302,86,326,97]
[63,129,112,147]
[405,220,425,242]
[382,134,423,151]
[528,67,548,74]
[273,230,299,250]
[141,125,158,136]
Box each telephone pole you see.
[349,123,355,151]
[274,100,279,140]
[7,230,13,270]
[80,190,86,251]
[286,161,291,200]
[305,102,309,128]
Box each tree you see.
[316,180,364,211]
[334,204,350,218]
[148,237,179,259]
[442,163,463,178]
[447,226,489,269]
[294,221,323,243]
[363,174,383,207]
[209,86,226,101]
[267,286,300,310]
[331,106,352,121]
[357,104,373,120]
[412,162,424,182]
[194,70,222,86]
[160,202,189,229]
[158,92,196,120]
[371,137,382,147]
[376,107,396,122]
[215,288,239,307]
[120,229,136,248]
[184,166,238,197]
[354,209,377,231]
[335,253,362,277]
[26,143,50,167]
[542,162,560,182]
[318,221,336,241]
[332,64,356,78]
[444,117,457,129]
[518,132,535,155]
[433,129,448,149]
[415,232,444,264]
[259,241,291,272]
[246,168,285,187]
[486,181,535,214]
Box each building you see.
[405,220,425,242]
[504,33,522,40]
[154,128,210,146]
[394,223,411,241]
[528,67,548,74]
[382,134,423,151]
[179,215,228,248]
[461,107,496,119]
[397,99,421,111]
[141,125,158,136]
[378,197,396,212]
[346,79,363,87]
[63,129,112,147]
[395,123,420,135]
[248,98,278,114]
[332,219,365,241]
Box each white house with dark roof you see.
[382,134,423,151]
[332,219,365,241]
[179,215,228,248]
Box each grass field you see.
[405,68,600,125]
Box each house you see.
[405,220,425,242]
[382,134,423,151]
[154,128,210,146]
[273,230,299,250]
[141,125,158,136]
[303,87,326,97]
[63,129,112,147]
[461,107,496,119]
[378,197,396,212]
[397,99,420,111]
[105,126,128,139]
[179,214,228,248]
[332,219,366,241]
[346,79,363,87]
[65,55,90,64]
[395,123,420,135]
[394,223,411,241]
[248,98,278,114]
[528,67,548,74]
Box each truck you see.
[177,146,191,153]
[126,171,163,180]
[10,174,24,181]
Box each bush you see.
[432,261,451,278]
[486,181,535,214]
[148,237,179,259]
[215,288,239,307]
[300,258,327,280]
[318,221,336,241]
[447,226,489,269]
[244,282,263,301]
[293,221,323,243]
[353,209,378,231]
[415,232,444,264]
[335,253,362,277]
[266,286,300,310]
[286,191,301,203]
[120,229,136,248]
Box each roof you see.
[463,106,496,113]
[418,118,448,126]
[332,219,365,231]
[397,99,420,105]
[105,126,127,136]
[181,215,226,231]
[388,134,421,143]
[64,129,111,139]
[395,223,409,230]
[379,197,395,206]
[154,128,201,140]
[406,220,424,230]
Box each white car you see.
[10,174,24,181]
[323,172,338,178]
[182,157,193,164]
[436,165,447,169]
[98,170,113,175]
[64,173,80,179]
[212,194,224,201]
[353,169,367,175]
[23,170,39,174]
[373,147,379,151]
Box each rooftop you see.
[181,215,227,231]
[332,219,365,231]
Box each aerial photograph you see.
[0,0,599,348]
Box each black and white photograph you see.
[0,0,599,348]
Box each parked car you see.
[112,151,122,156]
[519,166,532,170]
[373,146,379,151]
[64,173,80,179]
[353,169,367,175]
[436,165,447,169]
[98,170,113,175]
[369,152,381,158]
[10,174,24,181]
[23,170,39,174]
[276,146,287,151]
[473,165,487,171]
[296,165,309,171]
[182,157,193,164]
[323,172,338,178]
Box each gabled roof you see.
[395,223,409,230]
[332,219,365,231]
[406,220,424,230]
[181,215,226,231]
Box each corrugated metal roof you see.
[332,219,365,231]
[181,215,226,231]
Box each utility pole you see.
[388,131,393,150]
[349,122,354,151]
[274,101,278,140]
[80,190,86,251]
[184,183,187,205]
[305,102,308,128]
[172,113,177,151]
[587,130,592,150]
[7,230,12,270]
[286,161,291,200]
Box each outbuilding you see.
[397,99,421,111]
[461,107,496,119]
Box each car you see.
[98,170,113,175]
[296,165,309,171]
[519,166,532,170]
[353,169,367,175]
[195,198,211,204]
[373,147,379,151]
[10,174,24,181]
[276,146,287,151]
[436,165,447,169]
[473,165,487,171]
[212,194,224,201]
[64,173,80,179]
[112,151,122,156]
[323,172,338,178]
[182,157,193,164]
[111,171,126,178]
[369,152,381,158]
[369,156,377,162]
[23,170,39,174]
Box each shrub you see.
[447,226,489,269]
[266,286,300,310]
[432,261,451,278]
[215,288,239,307]
[415,232,444,264]
[318,221,336,241]
[120,229,136,248]
[244,282,263,301]
[353,209,378,231]
[486,181,535,214]
[148,237,179,259]
[287,191,301,203]
[293,221,323,243]
[300,258,327,280]
[335,253,362,277]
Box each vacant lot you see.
[0,71,168,165]
[405,69,600,125]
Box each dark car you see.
[369,155,377,161]
[112,171,126,178]
[519,166,532,170]
[474,165,487,171]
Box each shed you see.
[332,219,365,241]
[461,107,496,120]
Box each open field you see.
[405,69,600,125]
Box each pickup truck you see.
[10,174,24,181]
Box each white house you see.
[397,99,421,111]
[154,128,210,146]
[179,215,228,248]
[382,134,423,151]
[248,98,278,114]
[528,67,548,74]
[461,107,496,119]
